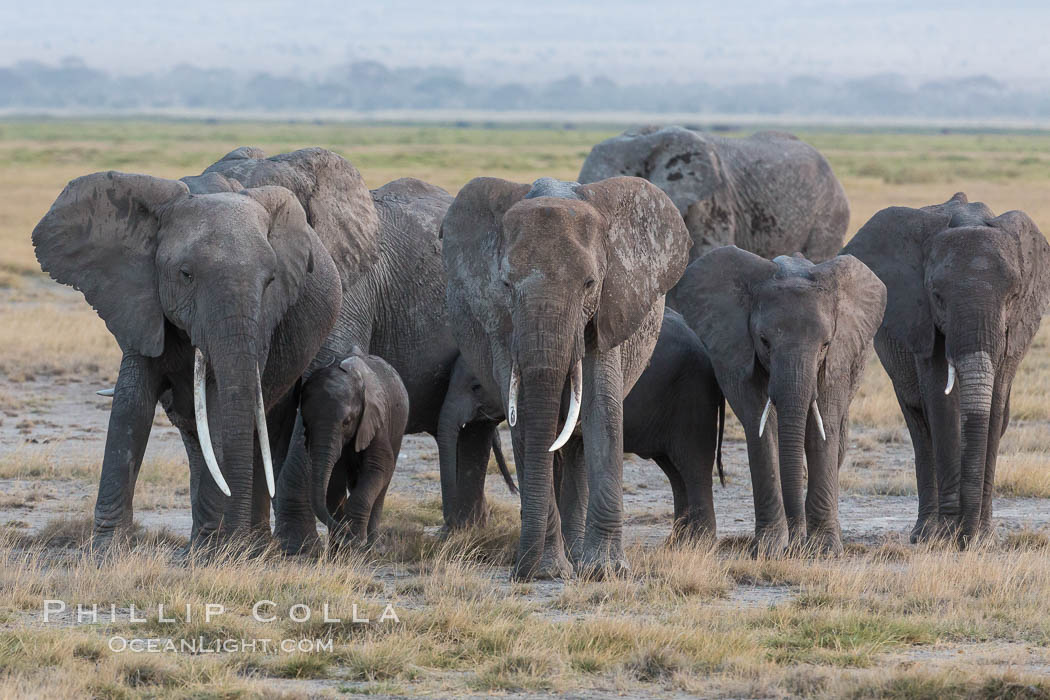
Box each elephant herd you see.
[31,125,1050,580]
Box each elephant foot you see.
[752,524,789,558]
[274,518,321,556]
[575,536,629,580]
[806,527,843,557]
[667,516,716,546]
[909,515,940,544]
[511,547,573,582]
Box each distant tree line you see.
[2,57,1048,120]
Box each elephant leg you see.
[669,447,716,541]
[345,442,395,544]
[93,352,162,548]
[274,416,321,554]
[897,396,938,542]
[740,405,788,554]
[979,377,1012,537]
[185,429,225,544]
[919,353,962,537]
[510,423,571,579]
[804,404,844,555]
[558,437,588,564]
[579,347,628,577]
[452,422,495,528]
[652,456,688,528]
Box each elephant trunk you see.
[209,332,262,534]
[309,425,344,536]
[769,358,818,545]
[437,398,468,526]
[956,350,994,543]
[513,364,564,579]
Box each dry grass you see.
[3,520,1050,697]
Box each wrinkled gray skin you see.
[436,355,518,529]
[191,149,493,553]
[671,247,886,553]
[442,176,690,580]
[32,171,340,546]
[578,126,849,265]
[300,349,409,548]
[442,310,725,540]
[844,193,1050,546]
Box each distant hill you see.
[3,58,1050,123]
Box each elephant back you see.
[195,147,381,289]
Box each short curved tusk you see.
[549,360,583,452]
[945,361,956,395]
[507,363,520,427]
[758,398,772,438]
[812,399,826,441]
[253,364,275,499]
[194,348,231,497]
[96,387,115,398]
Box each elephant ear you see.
[339,356,388,453]
[240,186,319,333]
[812,255,887,386]
[842,206,951,358]
[578,176,691,351]
[993,210,1050,359]
[32,171,189,357]
[671,246,776,382]
[441,177,532,333]
[202,147,379,288]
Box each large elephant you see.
[578,126,849,264]
[441,310,725,540]
[670,247,886,553]
[189,149,495,552]
[844,193,1050,545]
[32,171,341,544]
[442,176,689,580]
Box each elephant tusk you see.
[812,399,826,441]
[758,398,772,438]
[945,361,956,395]
[507,363,520,427]
[96,387,115,397]
[194,348,231,498]
[253,364,275,499]
[549,360,583,452]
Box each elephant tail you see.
[716,395,726,487]
[492,430,518,495]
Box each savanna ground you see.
[3,120,1050,698]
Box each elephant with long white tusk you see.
[671,247,886,555]
[33,167,342,548]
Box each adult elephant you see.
[189,149,488,552]
[442,176,689,580]
[32,172,341,545]
[844,193,1050,545]
[440,310,725,540]
[578,126,849,264]
[670,247,886,553]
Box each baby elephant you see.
[301,349,409,548]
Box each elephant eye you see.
[822,341,831,351]
[584,278,596,290]
[761,336,771,349]
[265,273,276,289]
[179,267,193,283]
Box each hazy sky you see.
[4,1,1048,85]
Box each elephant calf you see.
[671,247,886,554]
[440,310,726,541]
[300,348,409,547]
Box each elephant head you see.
[442,175,688,578]
[844,193,1050,540]
[33,172,328,526]
[672,247,886,542]
[301,349,389,538]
